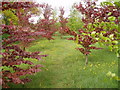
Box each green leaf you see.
[82,33,87,35]
[95,38,99,40]
[108,16,116,21]
[117,53,120,57]
[100,33,103,37]
[93,24,98,27]
[103,26,107,30]
[112,41,118,44]
[113,45,118,49]
[109,34,114,39]
[101,2,113,6]
[101,21,105,26]
[102,37,110,41]
[91,31,96,37]
[107,12,112,16]
[101,31,106,34]
[108,46,113,51]
[114,2,120,8]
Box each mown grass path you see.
[10,36,118,88]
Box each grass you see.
[9,36,118,88]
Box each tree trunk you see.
[85,55,88,65]
[60,35,63,39]
[23,47,26,51]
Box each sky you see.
[35,0,106,15]
[30,0,106,23]
[35,0,82,16]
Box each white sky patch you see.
[35,0,106,16]
[30,0,106,23]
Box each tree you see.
[66,0,119,65]
[1,2,47,88]
[65,28,102,65]
[36,4,58,40]
[67,4,83,32]
[58,7,69,38]
[75,0,119,56]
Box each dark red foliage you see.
[36,4,58,40]
[65,28,77,37]
[66,0,120,56]
[66,28,102,56]
[75,1,120,24]
[75,1,119,41]
[59,7,68,35]
[2,2,43,11]
[1,2,47,88]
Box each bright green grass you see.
[9,36,118,88]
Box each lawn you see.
[9,36,118,88]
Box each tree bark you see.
[23,47,26,51]
[85,55,88,65]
